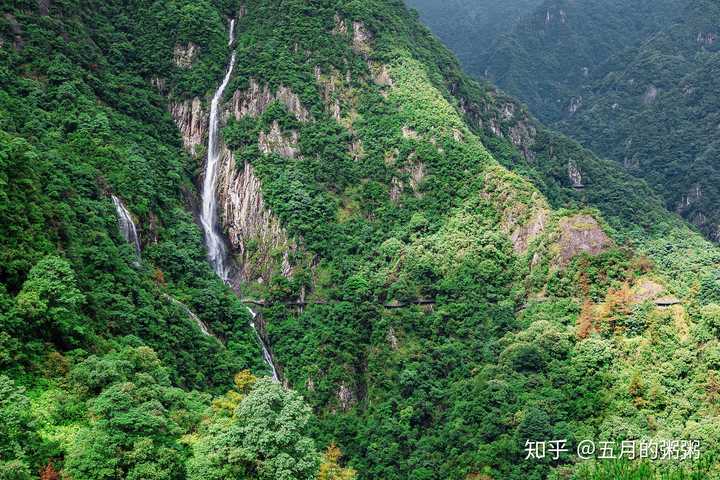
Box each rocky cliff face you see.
[168,79,303,283]
[226,78,310,122]
[169,98,206,155]
[173,43,199,69]
[217,146,295,282]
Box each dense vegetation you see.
[408,0,720,243]
[2,1,720,479]
[404,0,543,76]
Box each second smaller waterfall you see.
[112,195,141,261]
[162,293,218,341]
[247,307,279,382]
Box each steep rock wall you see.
[168,81,300,283]
[217,146,295,282]
[169,97,206,156]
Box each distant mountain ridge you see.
[408,0,720,242]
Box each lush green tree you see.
[65,347,203,480]
[188,378,319,480]
[15,256,85,345]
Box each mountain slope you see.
[408,0,720,243]
[2,1,720,480]
[558,0,720,241]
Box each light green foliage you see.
[188,378,319,480]
[0,376,40,477]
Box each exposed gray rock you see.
[227,79,310,122]
[697,31,717,46]
[387,327,399,350]
[555,214,612,266]
[258,121,300,158]
[337,383,356,411]
[38,0,51,15]
[568,160,583,187]
[169,97,206,156]
[218,147,295,282]
[642,85,658,105]
[332,13,348,36]
[352,21,372,54]
[4,14,24,51]
[173,43,200,69]
[569,96,583,114]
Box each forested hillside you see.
[407,0,720,243]
[2,1,720,479]
[404,0,543,76]
[558,0,720,243]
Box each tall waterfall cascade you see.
[111,195,141,262]
[200,18,236,283]
[199,18,279,381]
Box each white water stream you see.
[200,18,236,283]
[111,195,141,264]
[198,19,279,381]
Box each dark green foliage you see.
[409,0,720,243]
[2,1,720,480]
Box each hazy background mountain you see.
[404,0,544,75]
[407,0,720,241]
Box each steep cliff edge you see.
[167,84,297,285]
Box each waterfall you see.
[247,306,279,382]
[200,18,236,283]
[162,293,218,341]
[198,18,280,381]
[111,195,141,262]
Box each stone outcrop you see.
[258,121,300,158]
[332,13,348,36]
[38,0,51,16]
[337,383,356,411]
[568,160,583,187]
[150,76,167,94]
[481,166,549,253]
[697,32,717,46]
[352,21,372,54]
[390,158,426,201]
[173,43,199,69]
[315,67,343,121]
[218,146,295,282]
[4,14,24,51]
[169,97,206,156]
[555,214,611,266]
[632,278,665,303]
[227,79,310,122]
[642,85,658,105]
[369,61,393,87]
